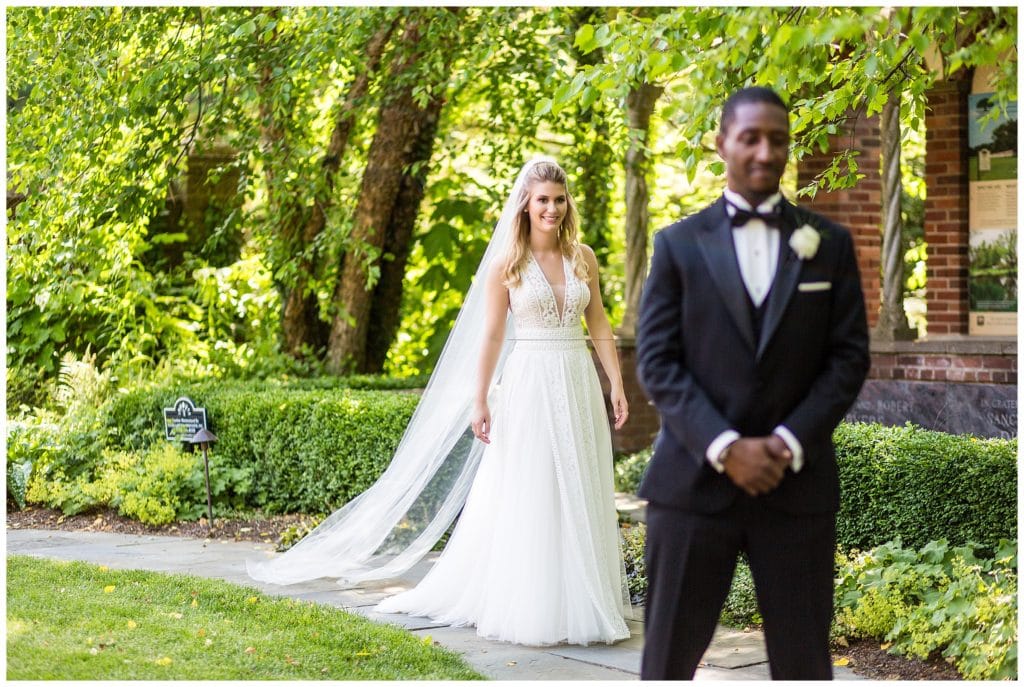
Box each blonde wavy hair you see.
[501,160,590,288]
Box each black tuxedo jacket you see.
[635,197,870,515]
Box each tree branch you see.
[173,6,206,169]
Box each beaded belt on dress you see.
[512,326,589,350]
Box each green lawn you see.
[7,555,483,680]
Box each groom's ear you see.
[714,133,725,160]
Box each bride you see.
[248,157,632,646]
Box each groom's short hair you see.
[720,87,789,134]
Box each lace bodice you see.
[509,254,590,331]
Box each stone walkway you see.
[7,528,863,680]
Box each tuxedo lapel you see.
[695,199,757,353]
[757,200,803,359]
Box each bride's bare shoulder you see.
[576,243,598,265]
[487,258,510,286]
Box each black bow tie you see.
[727,201,782,228]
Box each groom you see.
[635,87,870,679]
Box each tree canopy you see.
[6,6,1017,403]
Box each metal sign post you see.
[190,428,219,528]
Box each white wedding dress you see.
[375,254,631,646]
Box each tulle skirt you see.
[375,330,631,646]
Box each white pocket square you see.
[798,281,832,292]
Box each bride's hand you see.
[611,388,629,429]
[471,402,492,444]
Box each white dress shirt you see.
[724,188,781,307]
[705,189,804,474]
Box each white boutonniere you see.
[789,224,821,260]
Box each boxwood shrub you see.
[20,377,423,518]
[104,376,425,452]
[614,422,1016,553]
[104,380,421,514]
[834,422,1016,553]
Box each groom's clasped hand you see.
[721,434,793,497]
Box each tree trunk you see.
[255,12,312,349]
[280,17,397,357]
[874,91,915,341]
[326,11,458,373]
[618,82,662,338]
[362,93,446,373]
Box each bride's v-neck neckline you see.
[530,252,568,323]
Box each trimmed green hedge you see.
[613,422,1017,553]
[834,422,1016,553]
[104,380,421,514]
[18,377,423,520]
[105,376,425,451]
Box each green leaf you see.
[569,71,587,98]
[420,223,456,260]
[235,19,257,37]
[909,31,929,56]
[648,51,670,79]
[575,23,595,52]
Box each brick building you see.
[599,66,1017,454]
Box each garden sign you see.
[163,396,209,443]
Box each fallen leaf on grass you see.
[126,620,137,629]
[355,651,374,657]
[421,635,432,645]
[246,596,259,605]
[205,639,213,647]
[245,647,257,654]
[285,655,299,666]
[167,612,184,620]
[155,657,173,666]
[98,566,109,572]
[880,642,892,650]
[197,628,206,637]
[833,657,850,667]
[89,648,99,656]
[191,599,199,608]
[103,585,116,594]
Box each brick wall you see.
[923,78,972,335]
[591,340,659,454]
[869,339,1017,384]
[796,112,883,327]
[185,148,240,235]
[595,338,1016,455]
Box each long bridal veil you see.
[246,157,554,586]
